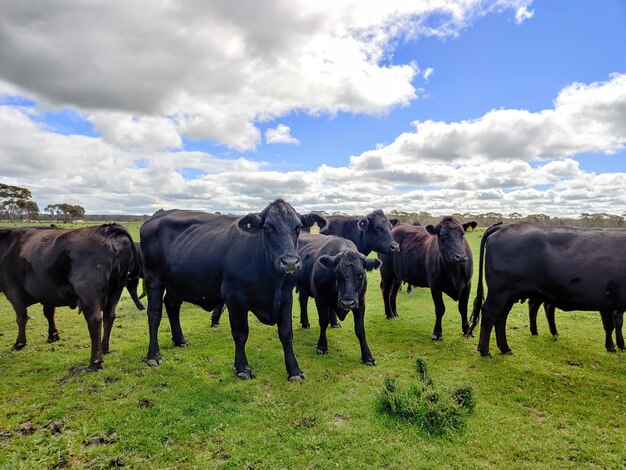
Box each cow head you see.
[425,217,468,265]
[238,199,312,275]
[357,209,400,255]
[319,250,381,311]
[462,221,477,232]
[300,213,328,233]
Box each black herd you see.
[0,199,624,379]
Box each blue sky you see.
[0,0,624,215]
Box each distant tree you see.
[45,203,86,223]
[524,214,550,224]
[0,183,37,221]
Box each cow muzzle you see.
[453,253,468,263]
[339,298,357,310]
[390,242,400,253]
[280,255,302,274]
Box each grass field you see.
[0,222,624,468]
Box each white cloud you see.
[0,0,533,151]
[423,67,434,81]
[515,6,534,24]
[265,124,300,145]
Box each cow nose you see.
[454,253,468,263]
[390,242,400,253]
[280,256,301,273]
[339,299,357,310]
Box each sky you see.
[0,0,625,216]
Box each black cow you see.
[320,210,399,256]
[0,224,137,370]
[469,223,626,356]
[125,242,145,310]
[140,200,325,380]
[379,217,474,339]
[298,209,398,329]
[296,233,381,364]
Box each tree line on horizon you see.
[1,182,625,229]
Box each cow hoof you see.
[102,346,110,355]
[12,342,26,350]
[173,339,189,348]
[88,360,103,371]
[431,334,442,341]
[363,358,377,366]
[47,333,61,343]
[301,324,311,329]
[530,331,539,336]
[236,369,255,380]
[479,351,492,358]
[331,323,341,329]
[500,348,513,355]
[288,372,307,381]
[210,322,220,328]
[137,305,145,311]
[385,315,398,320]
[606,348,616,353]
[316,348,328,355]
[146,357,162,367]
[463,332,475,339]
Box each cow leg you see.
[458,284,471,335]
[354,305,375,366]
[164,292,187,347]
[278,297,305,381]
[13,305,29,350]
[477,293,508,357]
[600,310,616,352]
[101,301,116,355]
[316,299,330,355]
[614,311,624,351]
[329,309,341,328]
[300,293,310,329]
[389,280,401,319]
[380,265,399,320]
[227,302,254,379]
[431,289,445,341]
[545,304,558,337]
[528,298,540,335]
[83,305,104,370]
[210,303,225,328]
[146,281,165,365]
[495,311,513,355]
[126,277,145,310]
[43,305,60,343]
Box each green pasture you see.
[0,222,624,468]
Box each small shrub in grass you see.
[379,359,475,436]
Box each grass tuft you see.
[380,358,474,436]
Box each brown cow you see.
[0,224,137,370]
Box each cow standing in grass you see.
[0,224,138,370]
[469,222,626,356]
[296,232,381,364]
[298,209,399,329]
[140,200,325,380]
[379,217,475,340]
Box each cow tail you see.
[467,223,502,335]
[104,224,140,276]
[139,278,147,300]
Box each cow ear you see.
[358,218,369,231]
[319,254,339,270]
[363,257,382,271]
[462,221,478,232]
[389,218,399,227]
[300,213,327,230]
[425,224,437,235]
[238,213,262,232]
